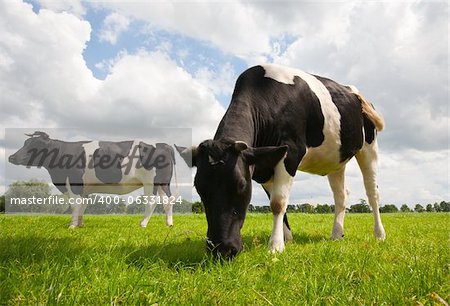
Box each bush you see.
[350,199,371,213]
[380,204,398,213]
[400,204,411,212]
[414,204,425,213]
[315,204,332,214]
[192,201,205,214]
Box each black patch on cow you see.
[314,76,365,162]
[363,114,376,144]
[139,142,174,196]
[92,141,133,184]
[139,142,156,170]
[44,141,88,195]
[283,213,291,231]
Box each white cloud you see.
[98,12,130,45]
[376,149,449,206]
[37,0,85,17]
[89,49,224,142]
[194,62,236,97]
[92,2,277,61]
[0,0,96,132]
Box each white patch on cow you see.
[355,139,386,240]
[269,213,286,253]
[328,167,347,240]
[66,177,87,228]
[267,159,293,253]
[80,141,161,228]
[262,64,343,176]
[263,64,297,85]
[81,141,155,195]
[347,84,359,94]
[140,183,158,228]
[262,178,293,243]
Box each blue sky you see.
[1,0,448,206]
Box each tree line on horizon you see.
[191,200,450,214]
[1,180,449,214]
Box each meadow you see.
[0,213,448,305]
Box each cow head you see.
[175,139,287,259]
[8,131,51,167]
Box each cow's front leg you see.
[159,186,173,226]
[69,200,82,229]
[263,183,293,243]
[140,184,157,228]
[268,161,293,253]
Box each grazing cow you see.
[8,131,176,228]
[176,64,386,258]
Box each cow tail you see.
[348,85,385,132]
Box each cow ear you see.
[174,144,197,168]
[234,141,248,152]
[243,145,288,168]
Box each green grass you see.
[0,213,449,305]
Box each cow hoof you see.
[68,225,77,229]
[374,226,386,241]
[268,238,285,253]
[331,225,344,240]
[140,224,147,228]
[331,232,345,241]
[284,229,293,242]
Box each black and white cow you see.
[9,131,176,228]
[176,64,386,258]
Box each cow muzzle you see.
[206,238,243,260]
[8,154,19,165]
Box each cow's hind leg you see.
[66,188,86,229]
[140,184,157,228]
[77,201,88,227]
[355,141,386,240]
[283,213,293,242]
[328,166,348,240]
[265,160,293,253]
[69,195,83,229]
[262,183,293,242]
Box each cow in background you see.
[9,131,176,228]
